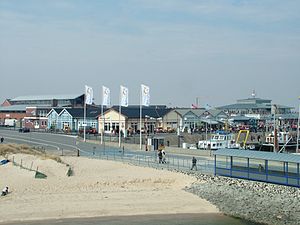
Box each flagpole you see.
[101,103,103,145]
[140,87,142,150]
[84,93,86,142]
[119,86,121,148]
[119,104,121,148]
[297,98,300,153]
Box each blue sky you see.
[0,0,299,108]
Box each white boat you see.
[260,131,297,152]
[198,132,237,150]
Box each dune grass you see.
[0,144,62,163]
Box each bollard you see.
[77,149,80,157]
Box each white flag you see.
[141,84,150,106]
[102,86,110,106]
[85,85,93,105]
[120,85,128,107]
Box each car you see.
[19,128,30,133]
[79,127,97,134]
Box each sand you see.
[0,154,218,223]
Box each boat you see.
[198,131,237,150]
[259,131,297,152]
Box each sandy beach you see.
[0,154,218,223]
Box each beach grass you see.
[0,144,62,163]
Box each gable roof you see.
[107,106,171,119]
[62,108,101,119]
[10,94,84,102]
[46,108,64,117]
[174,109,195,117]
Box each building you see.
[218,96,293,117]
[23,106,51,130]
[2,94,84,107]
[0,105,27,127]
[0,94,85,129]
[98,106,171,136]
[161,108,228,133]
[46,108,64,131]
[47,107,100,132]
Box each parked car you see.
[79,127,97,134]
[19,128,30,133]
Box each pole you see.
[101,104,103,145]
[273,105,276,152]
[84,94,86,142]
[119,104,121,148]
[297,100,300,153]
[205,121,208,150]
[140,88,142,150]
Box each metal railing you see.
[81,149,215,174]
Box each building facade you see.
[218,97,293,117]
[98,106,171,136]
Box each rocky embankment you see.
[185,173,300,225]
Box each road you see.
[0,129,215,173]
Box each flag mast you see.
[140,86,142,150]
[140,84,150,150]
[101,90,104,145]
[119,86,122,148]
[119,86,128,148]
[84,85,93,143]
[297,97,300,153]
[84,90,86,142]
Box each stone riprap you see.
[185,173,300,225]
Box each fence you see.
[81,149,215,174]
[8,156,47,179]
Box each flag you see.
[120,85,128,107]
[102,86,110,106]
[191,104,198,109]
[141,84,150,106]
[85,85,93,105]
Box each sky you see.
[0,0,299,109]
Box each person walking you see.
[191,156,197,171]
[161,149,166,164]
[158,150,163,164]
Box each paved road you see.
[0,129,215,173]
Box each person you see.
[161,149,166,164]
[258,164,264,172]
[1,186,8,196]
[191,156,197,171]
[158,150,163,164]
[0,137,4,143]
